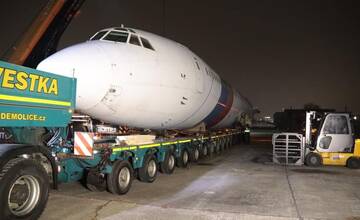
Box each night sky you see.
[1,0,359,116]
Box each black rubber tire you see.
[107,160,134,195]
[243,132,251,145]
[224,138,229,149]
[215,142,220,154]
[220,140,225,152]
[0,158,49,220]
[208,143,215,158]
[138,154,157,183]
[305,152,322,167]
[176,148,189,168]
[160,150,176,174]
[229,137,234,147]
[190,146,200,163]
[201,144,208,157]
[347,157,360,169]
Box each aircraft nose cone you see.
[37,42,112,110]
[37,42,103,78]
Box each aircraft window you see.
[129,34,141,46]
[90,31,107,40]
[103,31,129,43]
[114,28,128,32]
[113,27,136,33]
[140,37,155,50]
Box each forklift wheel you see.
[305,152,322,167]
[346,157,360,169]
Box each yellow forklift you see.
[304,111,360,168]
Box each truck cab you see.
[0,60,76,219]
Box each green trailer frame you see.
[0,60,76,128]
[57,134,237,183]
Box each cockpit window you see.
[91,29,155,51]
[90,31,107,40]
[114,28,128,32]
[103,31,129,43]
[140,37,154,50]
[129,34,141,46]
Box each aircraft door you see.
[317,114,353,152]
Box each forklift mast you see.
[304,111,325,149]
[305,111,315,148]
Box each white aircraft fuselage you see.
[37,27,252,130]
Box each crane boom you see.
[3,0,85,68]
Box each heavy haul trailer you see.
[0,60,241,219]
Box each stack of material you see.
[116,135,156,146]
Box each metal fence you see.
[272,133,304,165]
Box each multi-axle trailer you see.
[0,60,242,219]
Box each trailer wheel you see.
[225,138,230,149]
[107,160,133,195]
[201,144,208,157]
[305,152,322,167]
[0,158,49,220]
[176,148,189,168]
[229,136,234,147]
[220,140,225,152]
[190,146,200,162]
[160,150,176,174]
[243,132,251,145]
[347,157,360,169]
[208,143,215,158]
[215,142,220,154]
[139,154,157,183]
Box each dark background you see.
[0,0,359,116]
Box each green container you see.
[0,60,76,127]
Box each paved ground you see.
[40,144,360,220]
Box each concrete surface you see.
[40,144,360,220]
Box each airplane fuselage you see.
[37,27,252,130]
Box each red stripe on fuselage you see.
[207,88,234,128]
